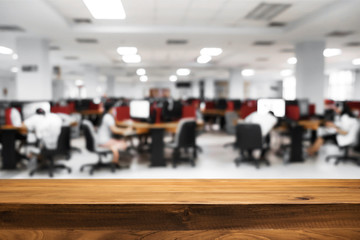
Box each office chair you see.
[223,111,238,148]
[325,123,360,166]
[234,123,270,169]
[166,118,197,168]
[79,120,126,175]
[29,126,72,178]
[215,98,227,110]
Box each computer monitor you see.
[257,99,285,118]
[298,99,309,117]
[22,101,51,120]
[130,100,150,119]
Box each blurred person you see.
[97,102,133,165]
[307,103,359,156]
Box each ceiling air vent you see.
[280,48,294,53]
[327,31,354,37]
[256,57,268,62]
[0,25,25,32]
[253,41,275,46]
[268,22,286,27]
[64,56,79,60]
[73,18,92,24]
[76,38,98,44]
[50,46,60,51]
[346,42,360,47]
[245,3,291,21]
[166,39,188,45]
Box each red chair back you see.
[286,105,300,120]
[227,101,234,111]
[182,105,196,118]
[115,106,130,121]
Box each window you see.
[328,70,355,101]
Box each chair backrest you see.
[225,111,238,135]
[236,123,262,150]
[56,126,71,154]
[175,118,196,147]
[82,119,97,152]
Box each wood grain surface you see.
[0,179,359,239]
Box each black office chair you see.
[79,120,125,175]
[166,118,197,168]
[234,123,270,169]
[29,126,72,178]
[326,145,360,166]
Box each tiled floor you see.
[1,131,360,179]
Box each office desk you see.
[117,121,179,167]
[0,125,25,170]
[1,179,360,239]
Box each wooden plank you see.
[0,180,359,239]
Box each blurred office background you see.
[0,0,360,179]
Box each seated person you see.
[243,111,278,158]
[307,103,359,156]
[22,108,62,156]
[97,102,133,165]
[244,111,278,137]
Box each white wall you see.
[354,70,360,101]
[0,74,16,100]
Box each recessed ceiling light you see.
[241,69,255,77]
[117,47,137,55]
[0,46,13,55]
[169,75,177,82]
[200,48,223,56]
[140,75,148,82]
[136,68,146,75]
[75,79,84,86]
[197,55,212,64]
[287,57,297,65]
[176,68,191,76]
[122,54,141,63]
[11,67,18,73]
[352,58,360,65]
[323,48,342,57]
[280,69,293,77]
[82,0,126,19]
[12,54,18,60]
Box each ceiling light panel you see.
[82,0,126,19]
[122,54,141,63]
[117,47,137,55]
[200,48,223,56]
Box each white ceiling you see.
[0,0,359,82]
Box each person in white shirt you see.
[244,111,278,137]
[307,103,359,156]
[97,102,133,165]
[22,108,62,155]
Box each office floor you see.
[1,130,360,179]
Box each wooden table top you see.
[1,179,359,205]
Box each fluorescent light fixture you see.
[197,55,212,64]
[241,69,255,77]
[117,47,137,55]
[136,68,146,76]
[75,79,84,86]
[0,46,13,55]
[82,0,126,19]
[140,75,148,82]
[176,68,191,76]
[10,67,18,73]
[280,69,293,77]
[287,57,297,65]
[323,48,342,57]
[352,58,360,65]
[12,54,18,60]
[122,54,141,63]
[169,75,177,82]
[200,48,223,56]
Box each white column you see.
[354,70,360,101]
[295,41,325,114]
[83,66,100,98]
[106,75,116,97]
[229,69,244,99]
[16,37,52,100]
[204,78,215,99]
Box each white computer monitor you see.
[130,100,150,119]
[22,101,51,120]
[257,99,285,118]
